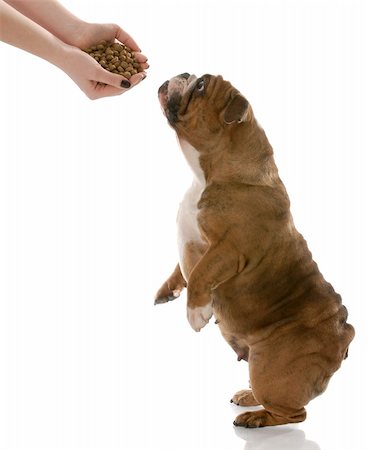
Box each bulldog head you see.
[158,73,251,147]
[158,73,274,185]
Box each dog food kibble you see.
[83,41,143,79]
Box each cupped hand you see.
[60,43,146,100]
[63,22,148,100]
[69,21,148,71]
[71,22,142,52]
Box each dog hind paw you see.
[234,411,266,428]
[231,389,260,406]
[234,408,306,428]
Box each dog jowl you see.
[155,73,355,428]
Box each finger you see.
[129,71,147,87]
[133,52,148,63]
[137,62,149,70]
[133,52,149,69]
[90,71,146,97]
[90,72,146,99]
[114,26,141,52]
[95,66,131,89]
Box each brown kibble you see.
[83,41,143,76]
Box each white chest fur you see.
[177,140,206,277]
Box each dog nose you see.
[179,73,190,80]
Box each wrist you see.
[51,40,76,72]
[59,19,90,48]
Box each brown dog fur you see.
[155,74,355,427]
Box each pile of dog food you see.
[83,41,143,79]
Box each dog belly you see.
[215,310,250,360]
[177,179,207,280]
[225,332,249,361]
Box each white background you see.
[0,0,367,449]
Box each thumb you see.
[95,66,131,89]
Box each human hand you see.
[70,22,143,53]
[0,2,148,100]
[60,21,148,100]
[70,22,148,78]
[58,42,146,100]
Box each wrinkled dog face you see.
[158,73,250,151]
[158,72,195,125]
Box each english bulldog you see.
[155,73,355,427]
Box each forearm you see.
[0,0,67,68]
[3,0,85,45]
[0,0,147,99]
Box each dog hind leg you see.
[234,407,306,428]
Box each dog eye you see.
[196,79,205,92]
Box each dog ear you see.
[224,94,249,124]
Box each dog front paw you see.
[154,288,182,305]
[187,304,213,332]
[154,283,184,305]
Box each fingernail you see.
[121,80,131,89]
[141,74,147,81]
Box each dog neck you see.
[189,120,280,188]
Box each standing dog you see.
[155,73,355,427]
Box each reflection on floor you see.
[234,425,321,450]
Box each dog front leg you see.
[187,243,246,332]
[154,263,187,305]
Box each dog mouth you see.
[158,73,197,125]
